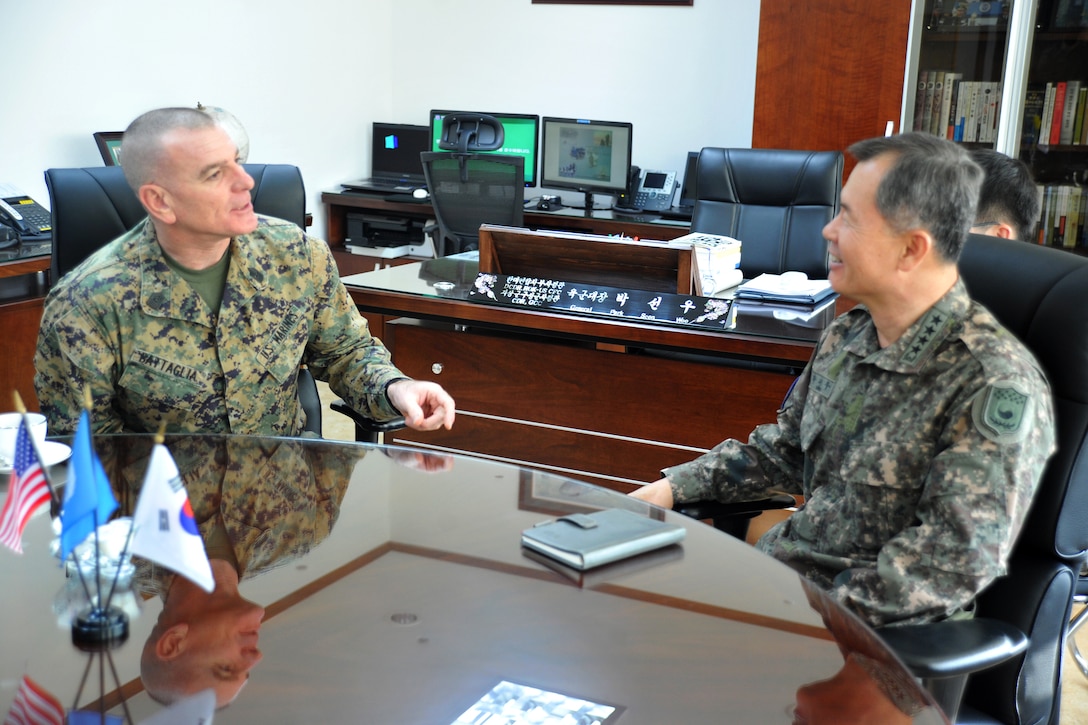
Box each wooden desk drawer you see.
[385,320,796,488]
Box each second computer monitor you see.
[539,117,633,207]
[429,110,540,187]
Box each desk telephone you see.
[0,195,52,241]
[615,167,677,214]
[632,169,677,212]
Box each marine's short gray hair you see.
[848,133,983,263]
[120,107,217,193]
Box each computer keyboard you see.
[657,207,694,221]
[615,213,659,223]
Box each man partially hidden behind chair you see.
[35,107,454,436]
[632,133,1056,628]
[968,148,1041,242]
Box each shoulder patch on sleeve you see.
[972,382,1034,444]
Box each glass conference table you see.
[0,435,943,724]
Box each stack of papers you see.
[346,243,411,258]
[736,272,836,305]
[668,231,744,295]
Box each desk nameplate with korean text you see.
[468,272,734,332]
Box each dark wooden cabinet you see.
[320,191,690,257]
[385,319,797,492]
[0,296,45,411]
[0,255,49,412]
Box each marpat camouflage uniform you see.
[664,279,1056,627]
[35,216,406,436]
[123,435,365,596]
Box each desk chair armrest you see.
[878,618,1027,680]
[878,618,1027,722]
[330,399,406,443]
[673,494,796,540]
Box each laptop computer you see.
[341,122,430,193]
[658,151,699,221]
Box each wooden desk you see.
[0,244,51,411]
[0,435,940,723]
[344,256,832,492]
[322,190,691,276]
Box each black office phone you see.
[0,195,52,237]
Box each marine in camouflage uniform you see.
[664,279,1055,627]
[188,437,361,578]
[121,435,365,596]
[35,215,406,436]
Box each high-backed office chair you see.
[44,164,400,440]
[911,233,1088,725]
[420,113,525,257]
[675,234,1088,723]
[690,147,843,279]
[46,164,306,282]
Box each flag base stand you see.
[72,605,129,649]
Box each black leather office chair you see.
[420,113,525,257]
[44,164,401,441]
[298,365,404,442]
[914,233,1088,725]
[46,164,306,282]
[690,148,843,279]
[674,234,1088,723]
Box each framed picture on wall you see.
[93,132,124,166]
[533,1,691,5]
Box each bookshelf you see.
[905,0,1088,250]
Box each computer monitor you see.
[429,110,540,187]
[677,150,700,209]
[539,117,633,211]
[371,122,430,184]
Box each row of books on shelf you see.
[911,71,1001,143]
[1024,81,1088,147]
[1035,184,1088,249]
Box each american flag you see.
[2,674,64,725]
[0,420,51,554]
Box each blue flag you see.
[59,409,118,561]
[68,712,124,725]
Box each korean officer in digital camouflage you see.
[631,133,1056,628]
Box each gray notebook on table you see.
[521,508,686,571]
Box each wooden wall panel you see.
[754,0,913,170]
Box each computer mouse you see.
[413,188,429,200]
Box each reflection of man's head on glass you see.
[140,560,265,709]
[132,436,362,709]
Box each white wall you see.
[0,0,759,231]
[387,1,760,201]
